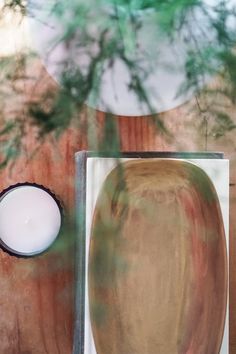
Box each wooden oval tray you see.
[89,159,227,354]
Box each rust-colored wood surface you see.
[0,58,235,353]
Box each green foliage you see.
[1,0,26,15]
[0,121,22,168]
[1,0,236,167]
[29,91,77,136]
[211,112,236,138]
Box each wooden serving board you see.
[74,153,228,354]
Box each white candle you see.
[0,185,62,256]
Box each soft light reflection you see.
[0,0,30,57]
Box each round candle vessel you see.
[0,184,62,256]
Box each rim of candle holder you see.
[0,182,64,257]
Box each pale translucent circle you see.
[27,0,236,116]
[0,186,61,255]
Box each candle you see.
[0,184,62,256]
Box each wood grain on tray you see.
[89,159,227,354]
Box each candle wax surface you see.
[0,186,61,255]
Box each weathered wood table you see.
[0,59,235,353]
